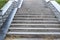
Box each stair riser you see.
[13,19,57,21]
[15,14,56,17]
[14,18,56,19]
[13,18,56,20]
[13,20,58,22]
[9,29,60,32]
[14,17,56,18]
[13,20,58,21]
[12,22,59,24]
[14,16,55,18]
[15,15,55,17]
[15,14,54,15]
[10,25,60,28]
[15,13,54,14]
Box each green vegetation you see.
[0,0,8,9]
[56,0,60,4]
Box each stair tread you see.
[12,20,59,24]
[6,38,60,40]
[15,14,54,15]
[13,18,57,20]
[15,15,55,16]
[11,24,60,25]
[14,16,55,18]
[9,28,60,30]
[13,19,58,21]
[7,32,60,35]
[14,17,56,19]
[13,20,58,22]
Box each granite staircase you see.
[6,0,60,38]
[6,11,60,38]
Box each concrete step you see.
[9,28,60,30]
[15,15,56,18]
[13,18,57,20]
[13,19,58,21]
[7,32,60,35]
[13,20,58,22]
[11,24,60,28]
[15,14,54,15]
[15,15,55,17]
[9,28,60,32]
[12,20,59,24]
[15,12,54,14]
[13,22,58,24]
[11,24,60,26]
[10,25,60,28]
[14,16,55,18]
[5,38,60,40]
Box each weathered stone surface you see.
[48,1,60,21]
[6,0,60,40]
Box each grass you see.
[0,0,8,9]
[56,0,60,4]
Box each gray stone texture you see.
[48,2,60,21]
